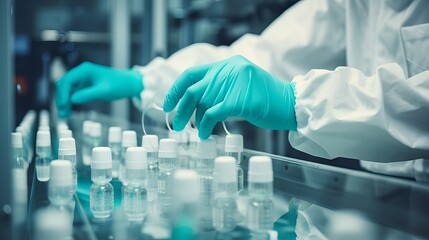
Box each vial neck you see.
[36,146,51,157]
[225,151,242,164]
[159,157,176,171]
[248,181,273,198]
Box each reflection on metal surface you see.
[23,111,429,239]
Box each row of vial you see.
[83,127,275,234]
[11,113,274,236]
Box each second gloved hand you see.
[163,55,297,139]
[56,62,143,118]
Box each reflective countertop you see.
[26,111,429,240]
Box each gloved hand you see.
[56,62,143,118]
[163,55,297,139]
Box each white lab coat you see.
[134,0,429,181]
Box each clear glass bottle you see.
[82,120,93,166]
[213,156,238,232]
[142,135,159,215]
[169,131,189,169]
[36,130,52,181]
[90,147,114,218]
[108,127,122,178]
[196,138,217,230]
[15,126,30,166]
[123,147,147,221]
[142,135,159,170]
[188,130,199,169]
[119,130,137,184]
[157,139,177,219]
[58,138,77,194]
[11,132,28,226]
[49,160,73,206]
[171,169,199,239]
[58,129,73,139]
[12,132,27,170]
[88,122,102,160]
[225,134,244,193]
[246,156,274,231]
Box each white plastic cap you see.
[90,122,102,137]
[189,130,199,143]
[58,129,73,139]
[142,135,158,152]
[122,130,137,147]
[196,138,217,159]
[168,131,189,144]
[214,156,237,183]
[91,147,112,169]
[58,138,76,156]
[158,139,177,158]
[11,132,23,148]
[248,156,273,183]
[225,134,243,153]
[125,147,147,169]
[34,207,73,240]
[50,160,73,186]
[57,121,69,131]
[82,120,93,135]
[108,127,122,143]
[173,169,199,203]
[38,125,50,131]
[16,125,26,137]
[36,130,51,147]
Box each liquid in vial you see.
[90,147,114,218]
[246,156,274,231]
[123,147,148,221]
[36,130,52,181]
[108,127,122,178]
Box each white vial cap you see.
[189,130,199,143]
[168,131,188,144]
[142,135,158,152]
[248,156,273,183]
[158,139,177,158]
[58,129,73,139]
[91,147,112,169]
[225,134,243,153]
[196,138,217,159]
[125,147,147,169]
[173,169,199,203]
[38,125,50,131]
[214,156,237,183]
[11,132,23,148]
[82,120,93,135]
[36,130,51,147]
[108,127,122,143]
[90,122,102,137]
[34,207,73,240]
[16,125,26,136]
[50,160,73,186]
[58,138,76,156]
[122,130,137,147]
[57,122,68,131]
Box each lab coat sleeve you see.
[290,64,429,163]
[131,0,346,114]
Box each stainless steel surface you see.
[242,149,429,239]
[0,0,14,239]
[24,111,429,239]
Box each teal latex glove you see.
[163,55,297,139]
[56,62,143,118]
